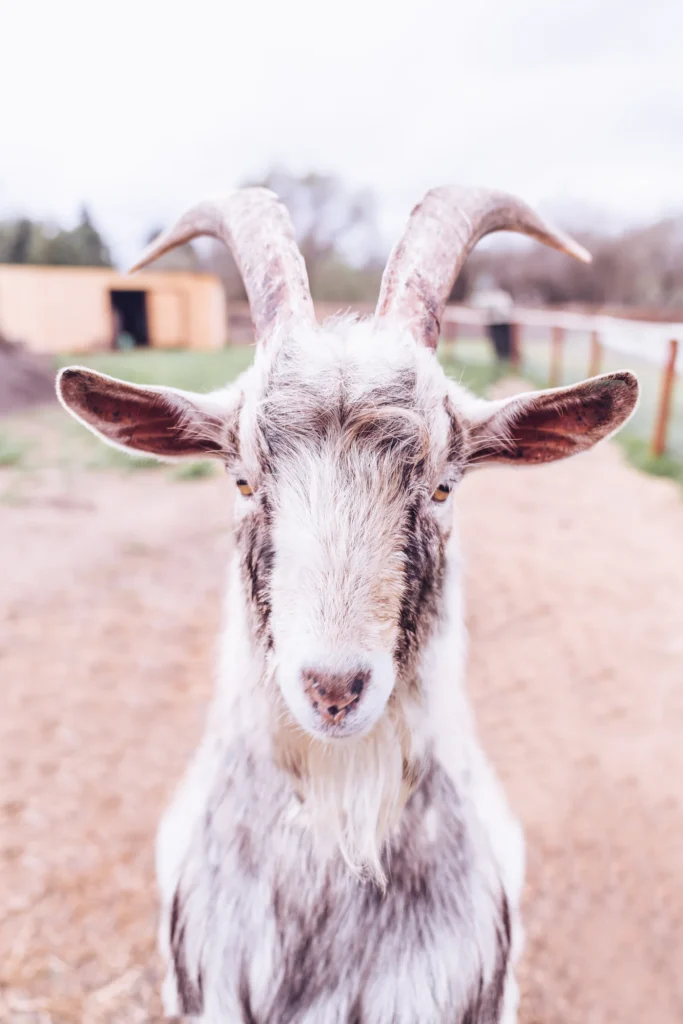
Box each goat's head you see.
[57,186,638,867]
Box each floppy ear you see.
[57,366,234,460]
[465,371,639,467]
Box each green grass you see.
[0,432,31,468]
[618,435,683,486]
[439,339,510,396]
[54,346,255,392]
[171,460,218,481]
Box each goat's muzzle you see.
[301,667,369,727]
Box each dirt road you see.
[1,439,682,1022]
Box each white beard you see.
[274,703,413,885]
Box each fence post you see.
[588,329,602,377]
[651,339,679,458]
[549,325,564,387]
[510,322,521,371]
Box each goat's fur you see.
[57,185,639,1024]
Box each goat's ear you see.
[56,366,233,460]
[465,371,639,468]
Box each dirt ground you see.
[1,432,682,1022]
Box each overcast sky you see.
[2,0,681,266]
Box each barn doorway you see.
[110,290,149,348]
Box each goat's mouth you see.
[293,695,378,742]
[307,707,366,741]
[276,652,396,742]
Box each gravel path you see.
[1,437,682,1023]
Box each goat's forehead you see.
[252,320,451,416]
[232,322,465,475]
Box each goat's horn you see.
[375,186,591,349]
[130,188,315,343]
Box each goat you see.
[57,185,639,1024]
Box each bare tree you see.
[465,215,683,311]
[205,169,380,302]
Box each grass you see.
[618,435,683,486]
[171,460,218,481]
[0,433,31,468]
[439,339,510,396]
[54,346,255,392]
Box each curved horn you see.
[130,188,315,343]
[375,186,591,349]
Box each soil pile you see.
[0,333,56,415]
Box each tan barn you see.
[0,265,227,353]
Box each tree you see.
[248,169,377,295]
[464,214,683,311]
[67,206,113,267]
[0,218,41,264]
[0,207,113,267]
[7,219,32,263]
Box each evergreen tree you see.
[0,207,113,267]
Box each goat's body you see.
[57,182,638,1024]
[160,750,517,1024]
[157,546,524,1024]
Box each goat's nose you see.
[301,667,369,725]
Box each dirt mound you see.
[0,333,57,416]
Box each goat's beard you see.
[273,702,413,886]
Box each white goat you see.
[57,185,638,1024]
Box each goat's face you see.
[56,182,639,874]
[232,321,460,740]
[57,317,638,749]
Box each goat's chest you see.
[165,752,510,1024]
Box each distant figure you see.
[116,330,136,351]
[471,277,514,361]
[112,310,135,351]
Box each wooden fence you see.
[442,306,681,459]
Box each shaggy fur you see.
[57,307,638,1024]
[168,746,511,1023]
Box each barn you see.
[0,264,227,353]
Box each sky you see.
[1,0,682,267]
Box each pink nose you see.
[301,667,369,725]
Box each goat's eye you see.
[236,478,254,497]
[432,483,452,503]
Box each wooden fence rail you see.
[440,307,681,461]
